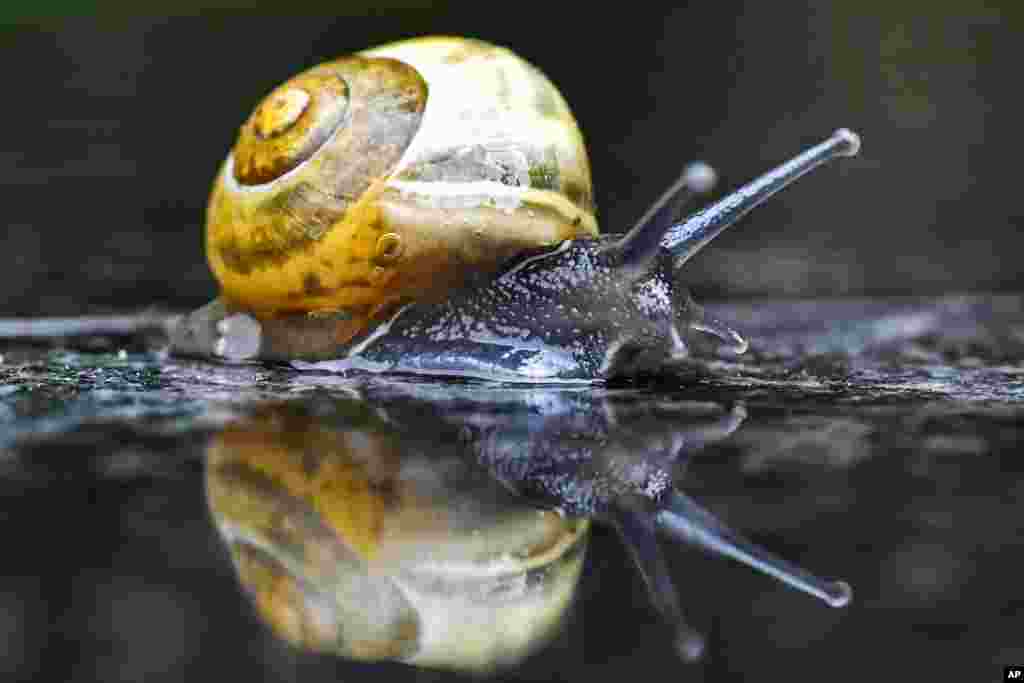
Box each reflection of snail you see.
[171,36,861,382]
[206,404,587,672]
[365,382,851,660]
[207,386,851,669]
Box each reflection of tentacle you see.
[676,403,748,453]
[685,303,749,355]
[610,501,705,661]
[656,490,852,608]
[665,403,747,478]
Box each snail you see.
[206,384,851,669]
[168,36,862,382]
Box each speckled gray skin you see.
[302,237,717,382]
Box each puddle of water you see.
[2,295,1023,681]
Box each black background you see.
[1,1,1020,317]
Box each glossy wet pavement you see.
[1,295,1022,682]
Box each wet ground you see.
[1,295,1023,682]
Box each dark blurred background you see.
[0,1,1019,317]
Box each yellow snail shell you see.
[206,36,597,352]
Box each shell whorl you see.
[232,70,352,186]
[206,55,428,319]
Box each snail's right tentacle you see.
[665,129,861,266]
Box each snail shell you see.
[206,37,597,352]
[206,404,587,671]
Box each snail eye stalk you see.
[612,162,717,274]
[665,128,861,266]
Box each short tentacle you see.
[673,404,748,463]
[684,302,749,355]
[647,403,748,477]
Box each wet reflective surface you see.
[2,295,1024,682]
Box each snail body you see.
[172,36,861,382]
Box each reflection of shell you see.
[206,408,588,671]
[206,36,597,353]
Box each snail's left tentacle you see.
[610,162,717,275]
[656,490,853,608]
